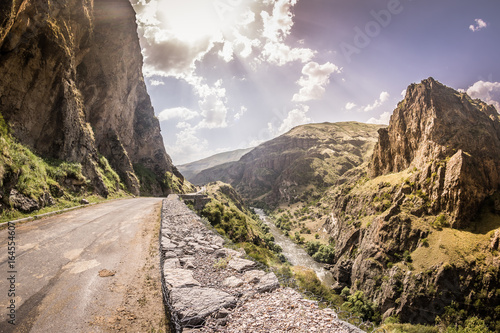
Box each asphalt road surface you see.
[0,198,163,332]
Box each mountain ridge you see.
[192,121,385,206]
[179,147,254,182]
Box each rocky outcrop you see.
[0,0,182,196]
[193,122,383,206]
[322,79,500,327]
[370,78,500,227]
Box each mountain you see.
[321,78,500,326]
[192,122,384,206]
[178,147,254,182]
[0,0,187,199]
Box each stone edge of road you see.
[0,196,138,227]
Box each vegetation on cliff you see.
[0,115,127,222]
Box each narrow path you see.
[0,198,168,332]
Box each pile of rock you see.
[161,196,280,329]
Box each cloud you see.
[261,41,315,66]
[345,102,357,110]
[292,62,341,102]
[192,79,229,129]
[469,19,488,32]
[149,79,165,86]
[261,0,298,42]
[165,123,209,165]
[466,80,500,111]
[157,107,199,122]
[276,105,311,134]
[234,106,247,121]
[367,111,391,125]
[363,91,390,112]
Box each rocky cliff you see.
[0,0,184,198]
[323,79,500,328]
[370,77,500,228]
[193,122,383,206]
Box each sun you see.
[157,0,227,43]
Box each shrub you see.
[341,290,381,323]
[312,244,335,264]
[305,241,321,256]
[433,214,449,229]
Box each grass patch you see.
[0,113,129,221]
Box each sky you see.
[130,0,500,165]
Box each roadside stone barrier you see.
[160,195,280,331]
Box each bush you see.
[446,316,492,333]
[341,290,381,323]
[312,244,335,264]
[305,241,321,256]
[433,214,449,229]
[294,269,341,305]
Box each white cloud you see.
[466,80,500,111]
[401,89,406,97]
[157,107,199,122]
[276,105,311,134]
[363,91,390,112]
[345,102,357,110]
[149,79,165,86]
[469,19,488,32]
[367,111,391,125]
[261,41,315,66]
[219,42,234,62]
[140,27,218,78]
[261,0,297,42]
[165,123,209,165]
[192,79,229,129]
[234,106,248,121]
[292,62,341,102]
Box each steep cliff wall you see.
[0,0,183,197]
[370,78,500,227]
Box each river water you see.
[254,208,335,286]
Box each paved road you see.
[0,198,163,332]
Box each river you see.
[254,208,335,286]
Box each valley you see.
[187,78,500,332]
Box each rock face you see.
[193,122,383,205]
[323,79,500,326]
[370,78,500,227]
[0,0,182,196]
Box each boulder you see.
[163,268,200,288]
[242,270,266,284]
[9,189,39,213]
[254,273,280,293]
[223,276,244,288]
[228,258,256,272]
[170,287,237,326]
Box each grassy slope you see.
[0,115,129,222]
